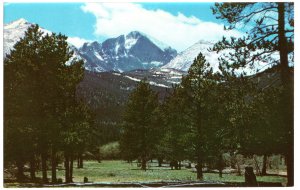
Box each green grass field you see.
[32,160,286,185]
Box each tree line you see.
[120,2,294,186]
[120,53,291,176]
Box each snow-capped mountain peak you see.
[4,18,29,29]
[4,18,81,64]
[143,34,171,51]
[81,41,102,52]
[4,18,34,56]
[131,31,171,51]
[126,31,142,39]
[124,31,171,51]
[162,40,219,72]
[79,31,177,72]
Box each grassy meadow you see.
[32,160,286,184]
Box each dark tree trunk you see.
[29,155,36,181]
[77,155,80,168]
[218,154,223,178]
[237,162,242,176]
[41,152,48,183]
[230,152,236,169]
[261,154,267,176]
[64,152,70,183]
[178,161,181,170]
[16,160,25,182]
[245,166,258,187]
[70,155,74,182]
[253,156,261,176]
[141,157,147,171]
[196,159,203,180]
[36,158,41,170]
[286,153,294,187]
[278,3,290,85]
[219,168,222,178]
[77,153,83,168]
[278,3,294,186]
[158,158,162,167]
[175,161,178,170]
[269,160,272,170]
[80,154,83,168]
[51,147,57,183]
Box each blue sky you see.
[4,3,95,40]
[4,3,242,51]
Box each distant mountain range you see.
[4,18,223,75]
[4,19,179,73]
[5,18,288,92]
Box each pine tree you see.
[181,53,219,180]
[120,79,160,170]
[161,85,190,169]
[60,101,93,182]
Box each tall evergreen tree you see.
[120,80,160,170]
[181,53,219,180]
[161,85,190,169]
[60,101,93,183]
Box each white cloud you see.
[81,3,244,51]
[67,37,91,48]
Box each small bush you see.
[99,141,120,159]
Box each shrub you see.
[99,142,120,160]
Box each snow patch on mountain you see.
[124,75,141,82]
[124,36,138,50]
[115,43,120,54]
[149,81,170,88]
[150,61,164,66]
[112,72,121,76]
[94,52,104,61]
[124,75,170,88]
